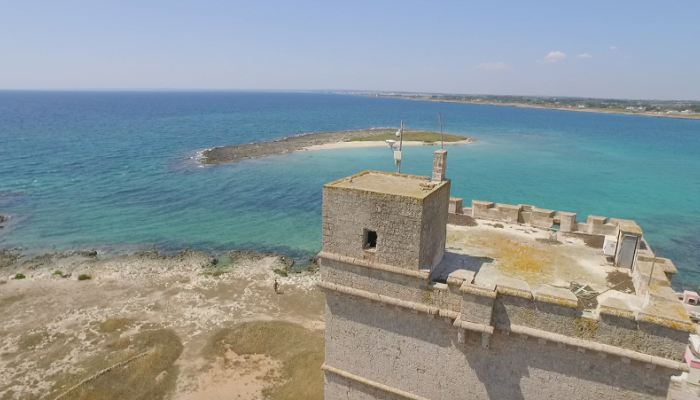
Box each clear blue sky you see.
[1,1,699,100]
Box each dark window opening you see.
[364,230,377,250]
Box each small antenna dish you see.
[395,130,401,138]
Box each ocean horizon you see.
[1,91,699,286]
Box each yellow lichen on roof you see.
[471,233,555,284]
[325,170,447,199]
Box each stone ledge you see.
[318,281,459,320]
[453,316,495,334]
[507,324,688,372]
[637,312,695,332]
[318,251,430,280]
[460,282,497,298]
[496,285,533,299]
[322,364,431,400]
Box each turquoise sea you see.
[1,92,699,285]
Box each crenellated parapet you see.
[462,199,642,236]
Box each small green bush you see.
[273,268,288,277]
[78,274,91,281]
[54,270,63,275]
[13,273,25,280]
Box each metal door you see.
[618,234,638,269]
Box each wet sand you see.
[199,128,473,165]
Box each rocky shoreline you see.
[0,248,324,399]
[199,128,472,165]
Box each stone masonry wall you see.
[324,291,676,400]
[322,187,424,269]
[491,290,689,361]
[420,181,450,270]
[320,258,462,314]
[325,373,405,400]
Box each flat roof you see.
[324,171,448,199]
[433,220,690,324]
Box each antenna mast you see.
[398,120,404,173]
[439,112,443,149]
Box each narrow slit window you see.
[364,230,377,250]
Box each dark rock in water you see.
[307,256,320,273]
[133,250,165,259]
[0,249,21,269]
[77,250,98,257]
[229,250,267,264]
[277,256,294,269]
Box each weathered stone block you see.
[432,149,448,182]
[497,203,521,223]
[531,208,555,229]
[471,200,495,219]
[558,211,577,232]
[449,197,463,214]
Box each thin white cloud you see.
[538,51,566,63]
[476,62,512,71]
[576,53,592,59]
[610,46,618,50]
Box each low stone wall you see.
[448,198,642,237]
[482,283,692,361]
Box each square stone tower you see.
[321,170,450,271]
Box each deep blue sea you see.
[1,92,699,285]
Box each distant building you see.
[319,150,694,399]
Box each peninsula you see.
[199,128,473,165]
[324,91,700,120]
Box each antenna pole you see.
[398,120,404,173]
[439,112,443,149]
[647,251,658,289]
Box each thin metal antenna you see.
[439,112,443,149]
[398,120,404,173]
[647,251,658,289]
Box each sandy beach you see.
[300,138,474,152]
[199,128,473,166]
[0,249,324,400]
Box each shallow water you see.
[1,92,699,285]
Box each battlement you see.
[462,199,642,236]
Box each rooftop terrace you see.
[432,219,691,327]
[324,171,448,200]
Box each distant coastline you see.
[199,128,473,166]
[373,96,700,121]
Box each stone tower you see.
[321,168,450,272]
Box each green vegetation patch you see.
[99,318,136,334]
[273,268,288,277]
[50,328,183,400]
[77,274,91,281]
[19,331,49,351]
[348,130,467,143]
[13,273,25,280]
[204,321,324,400]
